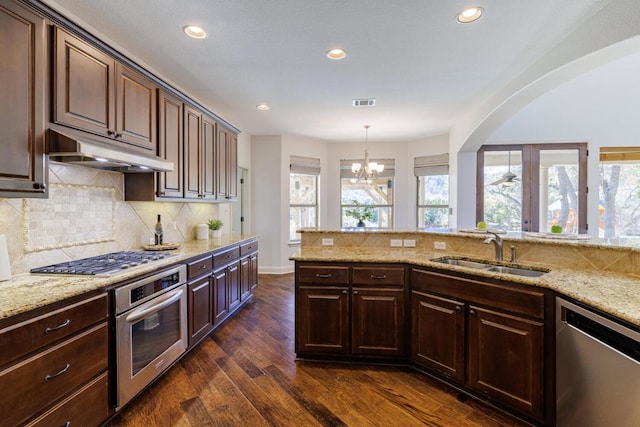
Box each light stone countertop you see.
[290,247,640,328]
[0,235,258,321]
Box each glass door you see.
[477,144,587,233]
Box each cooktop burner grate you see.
[30,251,175,276]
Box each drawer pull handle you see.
[370,275,387,280]
[45,363,70,381]
[200,264,207,269]
[65,422,71,427]
[315,274,332,278]
[44,319,70,333]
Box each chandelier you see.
[351,125,384,183]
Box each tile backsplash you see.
[0,163,231,275]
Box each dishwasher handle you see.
[560,300,640,363]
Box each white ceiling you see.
[43,0,610,143]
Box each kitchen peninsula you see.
[291,228,640,426]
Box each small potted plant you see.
[344,200,375,227]
[207,219,224,238]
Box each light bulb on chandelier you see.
[351,125,384,183]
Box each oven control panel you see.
[130,271,182,304]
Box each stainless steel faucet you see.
[483,231,503,261]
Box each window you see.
[415,154,449,229]
[477,144,587,233]
[599,147,640,243]
[289,156,320,242]
[340,159,394,227]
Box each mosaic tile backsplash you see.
[23,184,116,252]
[0,163,231,275]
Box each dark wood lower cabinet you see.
[188,275,214,346]
[295,262,554,426]
[296,286,350,354]
[467,305,544,418]
[411,290,465,382]
[352,288,405,356]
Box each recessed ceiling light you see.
[457,7,484,23]
[183,25,207,39]
[256,104,270,111]
[326,48,346,60]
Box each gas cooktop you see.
[30,251,176,276]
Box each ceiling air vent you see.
[352,98,376,107]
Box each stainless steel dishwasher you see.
[556,298,640,426]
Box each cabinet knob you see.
[353,290,359,295]
[455,306,462,312]
[342,290,348,294]
[107,129,115,136]
[33,182,46,190]
[469,309,477,316]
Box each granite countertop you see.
[290,247,640,328]
[0,235,258,321]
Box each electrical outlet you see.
[321,238,334,246]
[403,239,416,247]
[390,239,403,247]
[434,241,447,250]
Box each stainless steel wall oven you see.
[114,264,187,408]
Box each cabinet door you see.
[157,89,183,198]
[212,268,229,325]
[188,276,213,346]
[115,64,156,151]
[352,288,405,357]
[184,105,202,199]
[249,254,258,291]
[411,290,465,382]
[0,0,47,196]
[227,261,241,312]
[239,256,252,302]
[54,28,116,137]
[296,286,349,355]
[201,114,217,199]
[227,132,238,199]
[467,306,544,418]
[216,125,228,199]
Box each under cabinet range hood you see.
[47,125,174,173]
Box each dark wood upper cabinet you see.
[0,0,47,197]
[54,28,116,137]
[54,28,156,152]
[115,64,157,150]
[217,125,238,200]
[202,114,217,198]
[156,89,183,198]
[184,104,202,199]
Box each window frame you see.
[416,175,449,228]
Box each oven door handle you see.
[126,288,184,323]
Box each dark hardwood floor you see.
[107,273,526,427]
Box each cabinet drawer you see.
[0,323,108,427]
[297,265,349,285]
[240,240,258,256]
[27,372,110,427]
[352,267,405,286]
[411,268,545,319]
[0,293,108,367]
[213,247,240,269]
[187,255,213,279]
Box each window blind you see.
[290,155,321,175]
[414,153,449,176]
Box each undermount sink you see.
[430,256,548,277]
[483,265,547,278]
